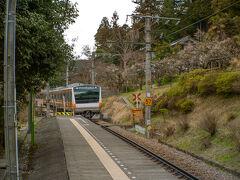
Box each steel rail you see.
[101,125,199,180]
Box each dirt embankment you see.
[101,96,131,125]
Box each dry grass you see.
[18,105,29,123]
[199,112,217,136]
[101,96,131,125]
[200,136,211,149]
[102,96,119,111]
[163,124,175,137]
[177,116,190,132]
[229,120,240,152]
[226,112,238,122]
[104,90,240,172]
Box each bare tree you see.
[110,28,145,91]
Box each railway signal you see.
[132,93,141,108]
[132,93,141,101]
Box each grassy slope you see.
[101,96,132,125]
[119,86,240,172]
[163,95,240,172]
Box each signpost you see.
[131,109,143,126]
[145,98,152,106]
[131,93,143,126]
[146,125,152,131]
[132,93,141,108]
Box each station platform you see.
[58,116,178,180]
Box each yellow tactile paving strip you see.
[70,118,130,180]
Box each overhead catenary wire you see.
[124,1,240,44]
[102,2,240,59]
[138,0,240,41]
[163,0,240,39]
[174,1,213,26]
[128,1,211,37]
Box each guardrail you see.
[121,96,131,106]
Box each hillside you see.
[101,69,240,174]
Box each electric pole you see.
[46,83,50,118]
[145,16,152,138]
[91,53,95,85]
[66,61,69,86]
[127,14,180,138]
[4,0,20,178]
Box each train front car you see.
[73,85,102,119]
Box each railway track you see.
[100,124,199,180]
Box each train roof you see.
[48,83,101,93]
[40,83,101,94]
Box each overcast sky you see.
[64,0,137,58]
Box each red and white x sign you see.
[132,93,141,102]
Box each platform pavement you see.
[58,116,178,180]
[23,117,68,180]
[13,115,179,180]
[58,117,114,180]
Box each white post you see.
[63,95,66,114]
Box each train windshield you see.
[74,86,99,104]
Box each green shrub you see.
[176,99,194,113]
[152,97,168,112]
[198,73,218,95]
[160,108,168,115]
[215,72,240,95]
[160,108,168,122]
[121,85,135,93]
[179,69,208,93]
[166,85,185,99]
[159,75,178,86]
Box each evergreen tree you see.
[95,17,111,50]
[208,0,240,39]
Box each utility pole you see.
[145,16,152,138]
[127,14,180,138]
[46,83,50,118]
[4,0,19,178]
[30,88,34,147]
[28,88,34,147]
[91,53,95,85]
[66,61,69,86]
